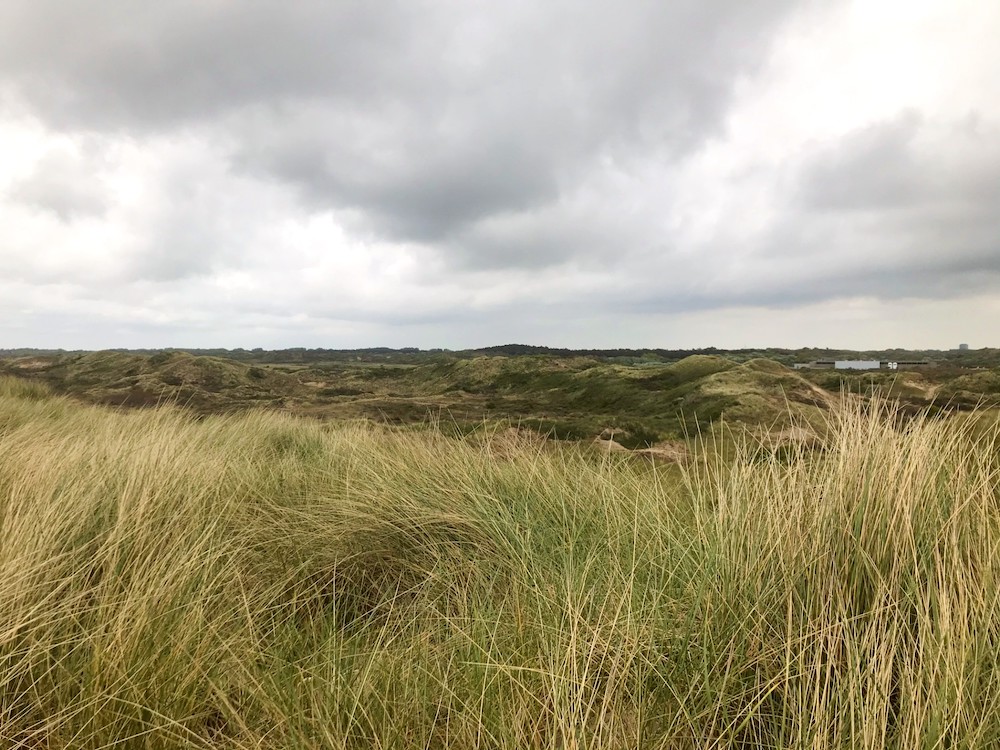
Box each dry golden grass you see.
[0,377,998,748]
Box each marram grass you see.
[0,377,998,748]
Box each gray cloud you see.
[0,0,805,261]
[786,113,1000,293]
[794,111,1000,214]
[228,0,802,250]
[795,110,927,212]
[235,108,562,243]
[0,2,424,127]
[598,110,1000,316]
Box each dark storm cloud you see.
[0,0,805,264]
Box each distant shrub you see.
[148,351,177,366]
[318,385,366,397]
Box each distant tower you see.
[959,343,970,351]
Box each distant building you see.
[793,359,932,371]
[959,343,970,351]
[835,360,881,370]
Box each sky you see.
[1,0,998,351]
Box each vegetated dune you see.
[2,350,961,448]
[0,350,301,410]
[667,358,835,433]
[936,369,1000,407]
[1,377,999,747]
[639,352,737,385]
[404,353,837,443]
[2,351,796,440]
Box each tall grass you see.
[0,376,998,748]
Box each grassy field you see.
[1,377,999,748]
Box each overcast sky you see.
[1,0,998,350]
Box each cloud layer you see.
[1,0,998,349]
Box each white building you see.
[834,360,881,370]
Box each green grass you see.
[1,377,999,748]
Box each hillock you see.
[936,370,1000,407]
[674,359,832,430]
[0,351,300,411]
